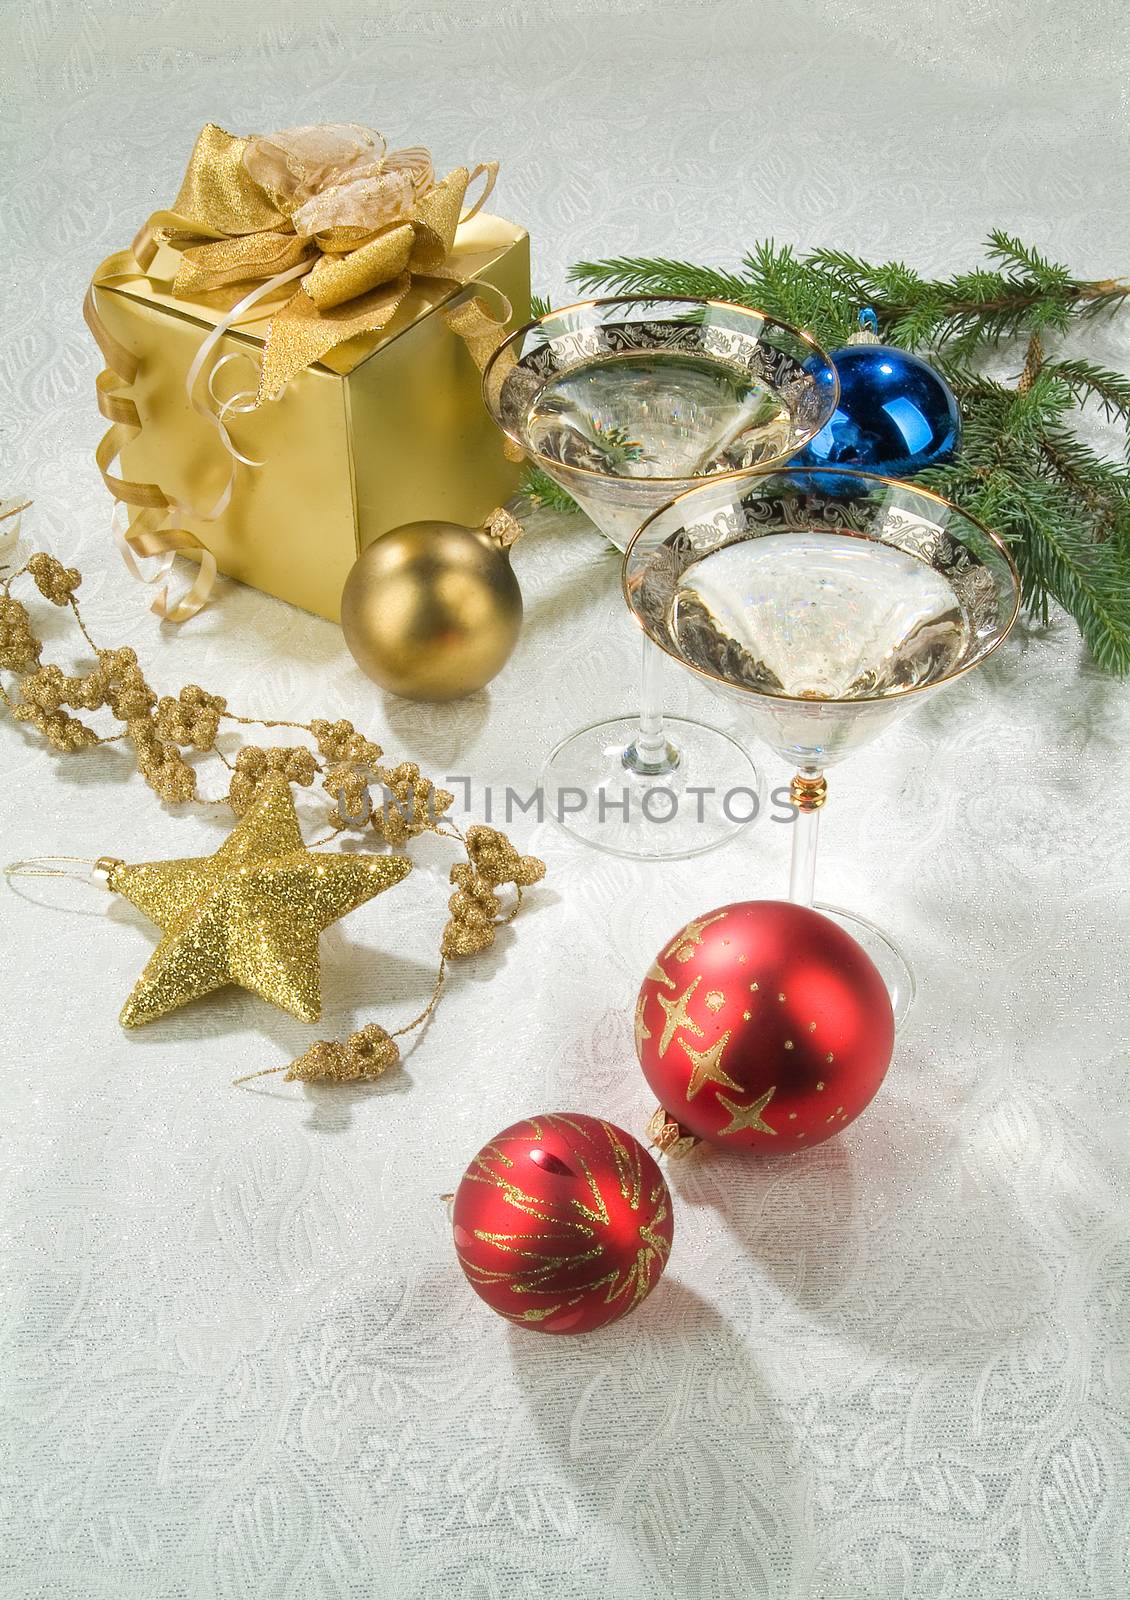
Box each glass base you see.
[815,903,916,1027]
[542,714,764,860]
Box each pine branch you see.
[520,465,580,512]
[1037,425,1130,521]
[1002,479,1130,671]
[568,257,754,304]
[1044,358,1130,439]
[985,230,1073,288]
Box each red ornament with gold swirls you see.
[452,1113,674,1334]
[636,901,894,1153]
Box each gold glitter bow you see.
[84,123,511,621]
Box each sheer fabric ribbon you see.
[85,123,510,620]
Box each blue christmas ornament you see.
[798,309,961,480]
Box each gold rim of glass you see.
[481,294,842,487]
[621,466,1023,707]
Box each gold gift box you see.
[91,214,530,621]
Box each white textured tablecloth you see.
[3,4,1130,1596]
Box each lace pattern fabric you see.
[2,1,1129,1596]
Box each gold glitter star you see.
[715,1086,778,1137]
[680,1029,743,1100]
[656,978,705,1057]
[645,956,676,991]
[664,909,727,963]
[108,777,412,1026]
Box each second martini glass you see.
[482,297,839,859]
[623,468,1021,1019]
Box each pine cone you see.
[465,824,546,889]
[98,646,139,676]
[131,722,198,803]
[66,668,111,712]
[284,1024,400,1083]
[311,717,382,768]
[12,701,98,750]
[229,745,318,814]
[322,761,371,826]
[441,861,503,957]
[0,595,41,673]
[105,660,157,723]
[26,552,81,606]
[153,685,226,750]
[372,760,454,846]
[19,663,67,712]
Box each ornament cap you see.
[847,306,882,347]
[645,1104,700,1159]
[93,855,123,889]
[481,506,524,552]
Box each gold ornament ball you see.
[340,519,524,701]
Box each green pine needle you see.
[520,464,582,512]
[568,257,755,305]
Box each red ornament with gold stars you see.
[452,1113,674,1334]
[635,901,894,1154]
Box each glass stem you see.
[623,634,679,777]
[787,771,827,907]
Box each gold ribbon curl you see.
[86,124,513,621]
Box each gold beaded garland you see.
[0,540,546,1083]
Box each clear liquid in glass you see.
[525,351,794,480]
[669,529,970,698]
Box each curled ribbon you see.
[86,123,513,621]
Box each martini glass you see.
[622,468,1021,1019]
[482,297,839,859]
